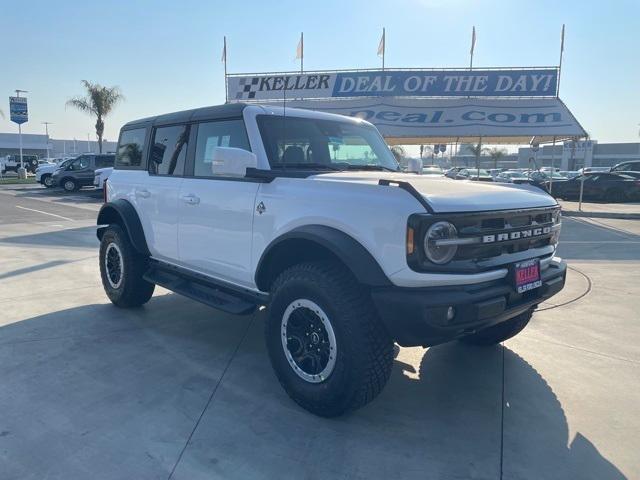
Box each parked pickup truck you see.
[97,103,566,416]
[1,154,40,174]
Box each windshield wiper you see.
[270,162,342,171]
[343,164,399,172]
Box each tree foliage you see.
[486,147,508,169]
[66,80,124,153]
[390,145,407,164]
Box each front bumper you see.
[371,258,566,347]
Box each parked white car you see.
[97,103,566,417]
[93,167,113,189]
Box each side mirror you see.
[210,147,257,177]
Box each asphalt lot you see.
[0,184,638,480]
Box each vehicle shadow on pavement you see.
[0,295,626,480]
[414,346,625,480]
[0,260,74,281]
[0,226,98,249]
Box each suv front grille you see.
[407,207,561,273]
[454,208,557,262]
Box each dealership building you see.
[0,133,116,158]
[517,141,640,170]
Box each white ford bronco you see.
[97,103,566,416]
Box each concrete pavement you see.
[0,185,638,479]
[558,199,640,220]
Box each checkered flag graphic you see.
[235,77,260,100]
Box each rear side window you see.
[116,128,146,168]
[95,155,114,168]
[194,120,250,177]
[149,125,190,176]
[612,162,640,172]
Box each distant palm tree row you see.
[469,143,508,170]
[67,80,124,153]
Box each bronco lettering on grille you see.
[482,226,551,244]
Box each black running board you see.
[144,261,267,315]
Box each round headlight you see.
[424,221,458,264]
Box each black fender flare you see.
[255,225,391,290]
[96,199,150,255]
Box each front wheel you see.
[266,261,394,417]
[99,225,155,308]
[42,174,54,188]
[460,309,533,346]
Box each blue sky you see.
[1,0,638,144]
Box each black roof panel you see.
[122,103,247,129]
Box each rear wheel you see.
[99,225,155,308]
[460,309,533,346]
[265,261,394,417]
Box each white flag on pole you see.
[296,33,303,60]
[377,29,385,57]
[560,24,565,53]
[221,37,227,62]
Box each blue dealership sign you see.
[9,96,28,124]
[332,69,558,98]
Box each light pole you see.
[42,122,53,159]
[14,89,28,173]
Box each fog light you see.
[447,306,456,321]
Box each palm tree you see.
[0,108,4,118]
[486,147,507,169]
[66,80,124,153]
[390,145,406,165]
[468,142,488,173]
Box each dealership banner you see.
[227,68,558,101]
[279,98,585,143]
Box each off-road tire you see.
[99,225,155,308]
[460,308,533,346]
[266,261,394,417]
[62,178,78,192]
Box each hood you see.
[310,171,557,213]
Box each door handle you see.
[135,189,151,198]
[180,194,200,205]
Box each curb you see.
[562,210,640,220]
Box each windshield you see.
[505,172,527,178]
[57,159,72,170]
[257,115,399,171]
[465,169,490,176]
